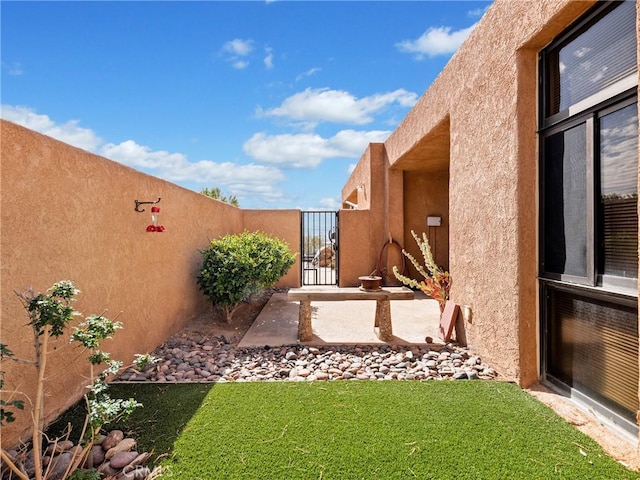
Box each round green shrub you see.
[196,231,296,323]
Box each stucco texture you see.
[0,120,300,446]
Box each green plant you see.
[197,231,296,323]
[200,186,239,207]
[393,230,451,312]
[0,281,154,480]
[0,345,25,426]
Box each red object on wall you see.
[147,206,165,232]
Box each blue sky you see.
[1,1,492,209]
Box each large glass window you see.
[599,103,639,283]
[546,286,638,425]
[545,0,636,120]
[539,0,638,433]
[543,123,588,279]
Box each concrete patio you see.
[238,289,446,348]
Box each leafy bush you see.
[197,231,296,323]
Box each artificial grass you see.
[100,381,637,479]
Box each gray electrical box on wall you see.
[427,216,442,227]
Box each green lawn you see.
[96,381,638,479]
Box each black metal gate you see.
[301,211,339,285]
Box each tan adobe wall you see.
[337,209,376,286]
[0,120,299,446]
[403,171,450,275]
[340,144,402,286]
[341,143,378,211]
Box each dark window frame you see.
[539,1,637,130]
[538,0,638,293]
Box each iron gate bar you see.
[300,210,339,286]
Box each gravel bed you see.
[117,335,497,383]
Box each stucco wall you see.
[337,209,377,286]
[403,171,450,276]
[340,144,400,286]
[0,120,299,446]
[341,144,377,211]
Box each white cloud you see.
[0,104,287,204]
[264,47,274,69]
[261,87,417,126]
[396,24,476,59]
[467,6,489,18]
[232,60,249,70]
[221,38,254,69]
[1,104,103,151]
[2,61,24,76]
[296,67,321,81]
[243,129,390,168]
[319,197,341,210]
[101,140,286,201]
[222,38,254,56]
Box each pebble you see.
[118,336,498,383]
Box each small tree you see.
[197,231,296,323]
[200,187,239,207]
[0,281,154,480]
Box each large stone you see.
[105,438,137,460]
[103,430,125,450]
[285,351,298,361]
[129,451,151,468]
[88,444,106,468]
[109,450,140,469]
[98,461,120,477]
[47,452,73,480]
[117,465,151,480]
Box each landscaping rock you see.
[47,452,73,480]
[110,450,140,469]
[89,444,106,467]
[103,429,125,450]
[117,336,499,384]
[105,438,137,460]
[46,439,74,455]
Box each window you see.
[541,98,638,291]
[539,0,638,432]
[599,102,639,286]
[539,0,638,292]
[543,1,637,124]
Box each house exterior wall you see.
[0,120,300,446]
[403,170,450,276]
[380,0,607,386]
[339,144,386,286]
[336,209,375,286]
